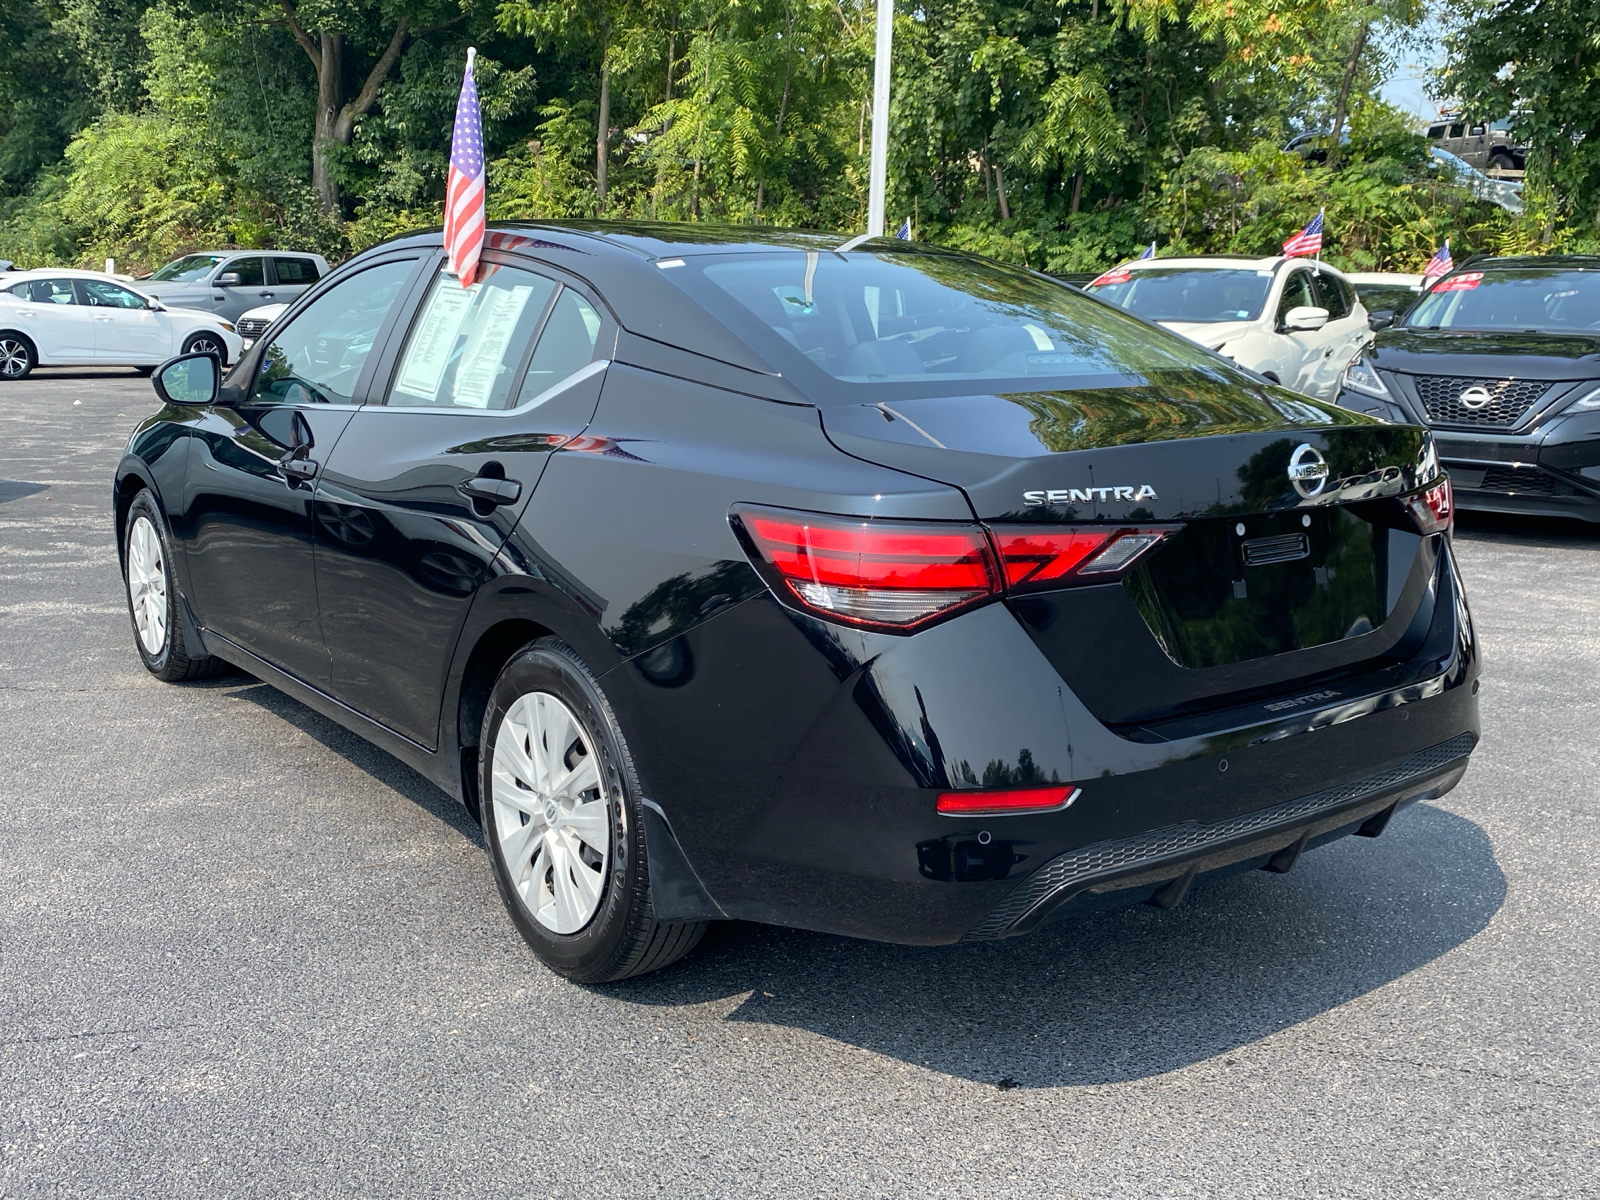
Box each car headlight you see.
[1567,383,1600,411]
[219,321,236,333]
[1341,357,1391,399]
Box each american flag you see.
[1138,241,1156,259]
[1282,209,1324,258]
[1422,238,1452,280]
[444,48,486,287]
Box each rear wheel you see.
[481,638,707,982]
[1488,152,1515,172]
[124,490,222,681]
[0,333,35,380]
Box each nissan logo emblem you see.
[1458,386,1493,410]
[1287,443,1330,498]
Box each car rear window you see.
[274,257,321,284]
[1405,268,1600,332]
[1086,268,1274,323]
[691,249,1244,387]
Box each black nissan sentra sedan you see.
[1336,255,1600,521]
[115,224,1479,981]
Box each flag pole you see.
[866,0,894,238]
[1316,207,1323,261]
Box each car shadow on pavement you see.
[610,802,1505,1088]
[227,679,484,844]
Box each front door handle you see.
[459,475,522,506]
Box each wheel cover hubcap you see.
[127,516,168,655]
[491,691,611,934]
[0,339,26,376]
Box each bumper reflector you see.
[937,784,1081,817]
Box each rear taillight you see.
[936,784,1082,816]
[732,507,1180,632]
[990,526,1176,593]
[732,506,1001,631]
[1406,476,1453,535]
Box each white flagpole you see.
[1316,207,1323,261]
[866,0,894,238]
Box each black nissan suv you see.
[1335,255,1600,522]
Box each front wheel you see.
[124,490,221,681]
[0,333,35,380]
[181,331,227,362]
[481,638,707,982]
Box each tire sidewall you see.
[124,494,174,675]
[480,641,646,978]
[182,333,224,361]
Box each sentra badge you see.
[1023,485,1158,506]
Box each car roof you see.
[1346,272,1423,285]
[1117,255,1287,272]
[0,268,144,281]
[1458,254,1600,271]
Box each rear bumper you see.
[965,733,1473,939]
[611,539,1481,945]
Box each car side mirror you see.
[216,272,242,287]
[1367,309,1395,331]
[145,297,164,312]
[1282,305,1330,332]
[152,352,219,406]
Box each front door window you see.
[253,260,417,405]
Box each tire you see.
[181,331,226,362]
[1488,152,1514,172]
[123,490,222,682]
[480,637,707,982]
[0,332,36,380]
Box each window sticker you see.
[1023,323,1054,350]
[396,278,474,400]
[1090,269,1132,287]
[452,285,536,408]
[1432,272,1483,293]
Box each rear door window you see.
[272,257,321,285]
[16,278,79,304]
[388,263,558,409]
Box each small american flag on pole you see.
[1422,238,1452,280]
[444,48,486,287]
[1282,209,1324,258]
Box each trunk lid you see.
[819,384,1442,732]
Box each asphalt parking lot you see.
[1,368,1596,1198]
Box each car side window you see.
[388,264,558,409]
[225,258,266,287]
[252,259,416,406]
[79,280,149,309]
[1309,272,1349,320]
[515,287,604,404]
[17,278,78,305]
[273,257,321,285]
[1448,123,1464,138]
[1276,271,1315,324]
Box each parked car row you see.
[0,248,326,379]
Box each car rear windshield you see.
[1354,283,1422,315]
[1405,268,1600,332]
[691,249,1244,387]
[149,254,225,282]
[1085,268,1274,322]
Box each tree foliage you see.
[0,0,1573,275]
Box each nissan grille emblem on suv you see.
[1023,485,1158,506]
[1287,443,1330,498]
[1458,386,1493,410]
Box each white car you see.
[0,269,242,381]
[1085,255,1373,400]
[236,302,288,351]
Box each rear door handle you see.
[459,476,522,506]
[280,454,318,483]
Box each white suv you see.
[1085,255,1373,401]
